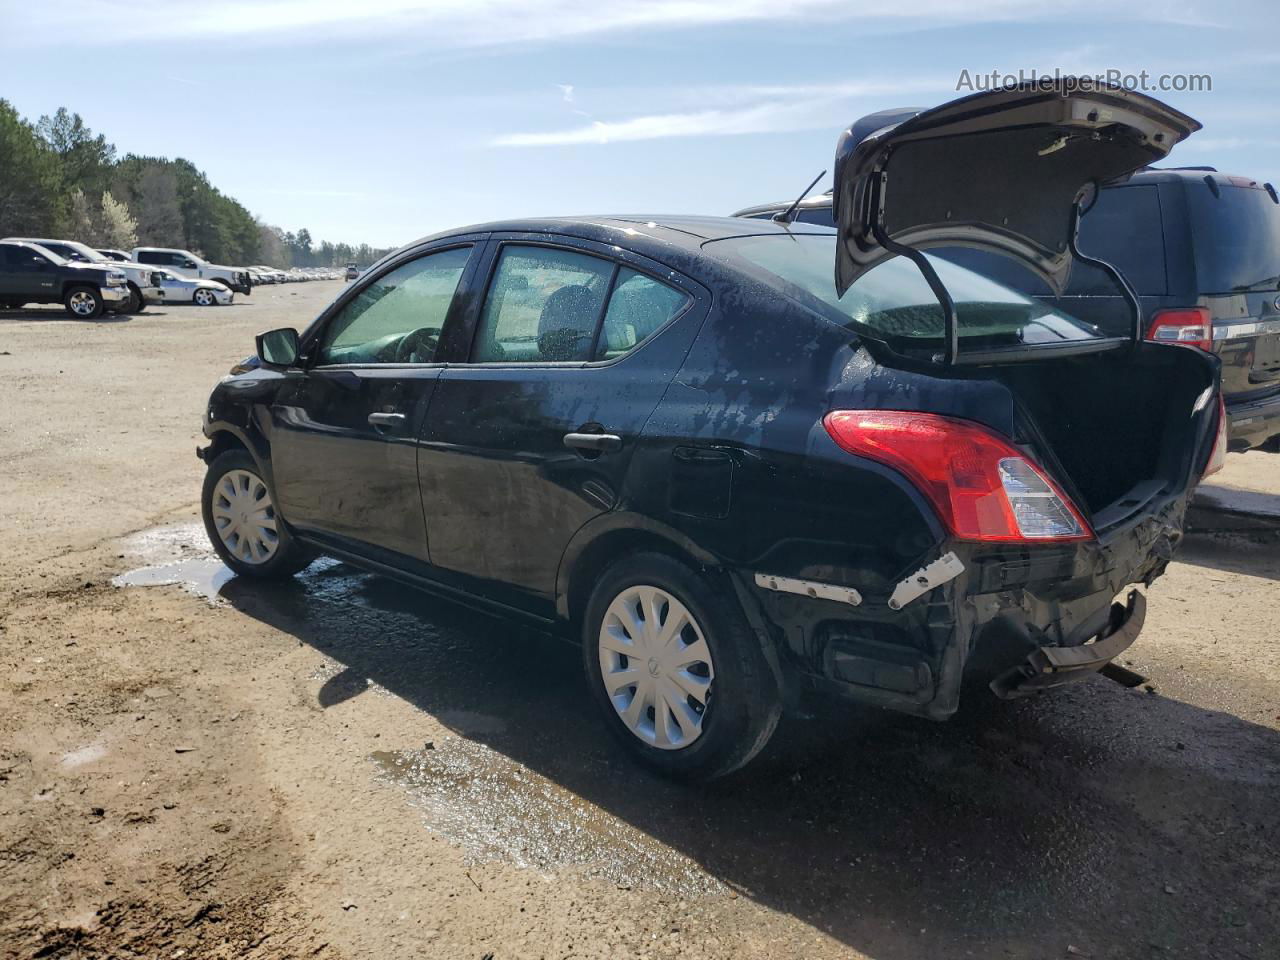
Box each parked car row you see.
[198,81,1230,780]
[0,237,344,318]
[248,265,345,285]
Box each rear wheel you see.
[193,288,218,306]
[581,552,781,780]
[201,449,314,578]
[64,286,104,319]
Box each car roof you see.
[728,195,835,219]
[406,214,833,256]
[3,236,66,245]
[1125,166,1273,187]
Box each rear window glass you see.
[936,185,1167,299]
[1186,182,1280,293]
[707,233,1109,354]
[794,206,836,227]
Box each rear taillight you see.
[1146,307,1213,352]
[1203,394,1228,477]
[823,410,1092,543]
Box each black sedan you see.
[198,82,1223,779]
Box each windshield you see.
[63,241,107,263]
[1186,182,1280,293]
[706,233,1106,352]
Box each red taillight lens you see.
[823,410,1093,543]
[1203,394,1228,477]
[1146,308,1213,352]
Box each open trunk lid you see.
[832,80,1200,311]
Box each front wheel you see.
[201,450,314,578]
[64,286,104,319]
[581,552,781,780]
[125,283,146,313]
[193,288,218,306]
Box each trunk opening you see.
[991,345,1215,526]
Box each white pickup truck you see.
[131,247,252,295]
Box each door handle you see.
[368,411,407,429]
[563,432,622,452]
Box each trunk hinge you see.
[1068,185,1144,346]
[870,170,960,366]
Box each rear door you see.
[269,241,480,564]
[417,236,704,617]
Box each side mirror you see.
[183,259,197,268]
[256,327,299,368]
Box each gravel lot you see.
[1,284,1278,959]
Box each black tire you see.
[63,285,104,319]
[125,283,146,313]
[193,288,219,307]
[201,449,314,579]
[581,552,781,781]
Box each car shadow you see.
[217,561,1280,958]
[0,305,135,323]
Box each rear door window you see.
[474,246,613,362]
[472,246,688,363]
[1072,184,1167,295]
[594,268,688,360]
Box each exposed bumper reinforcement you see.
[990,590,1146,699]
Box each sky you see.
[2,0,1277,249]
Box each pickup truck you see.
[131,247,252,295]
[3,237,161,313]
[0,240,132,318]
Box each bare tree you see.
[99,192,138,249]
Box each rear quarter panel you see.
[622,273,942,589]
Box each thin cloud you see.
[10,0,1226,47]
[497,103,837,147]
[493,77,956,147]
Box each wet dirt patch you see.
[372,740,725,898]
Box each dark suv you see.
[737,156,1280,454]
[198,83,1224,779]
[0,240,132,318]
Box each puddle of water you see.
[112,522,235,603]
[371,740,724,897]
[113,558,235,604]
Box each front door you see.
[418,239,700,616]
[269,243,478,563]
[0,246,57,301]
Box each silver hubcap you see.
[69,291,96,315]
[598,585,714,750]
[195,290,214,305]
[211,469,278,564]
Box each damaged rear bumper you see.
[989,590,1145,699]
[741,495,1184,720]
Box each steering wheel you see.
[394,327,439,364]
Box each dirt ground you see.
[1,285,1278,959]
